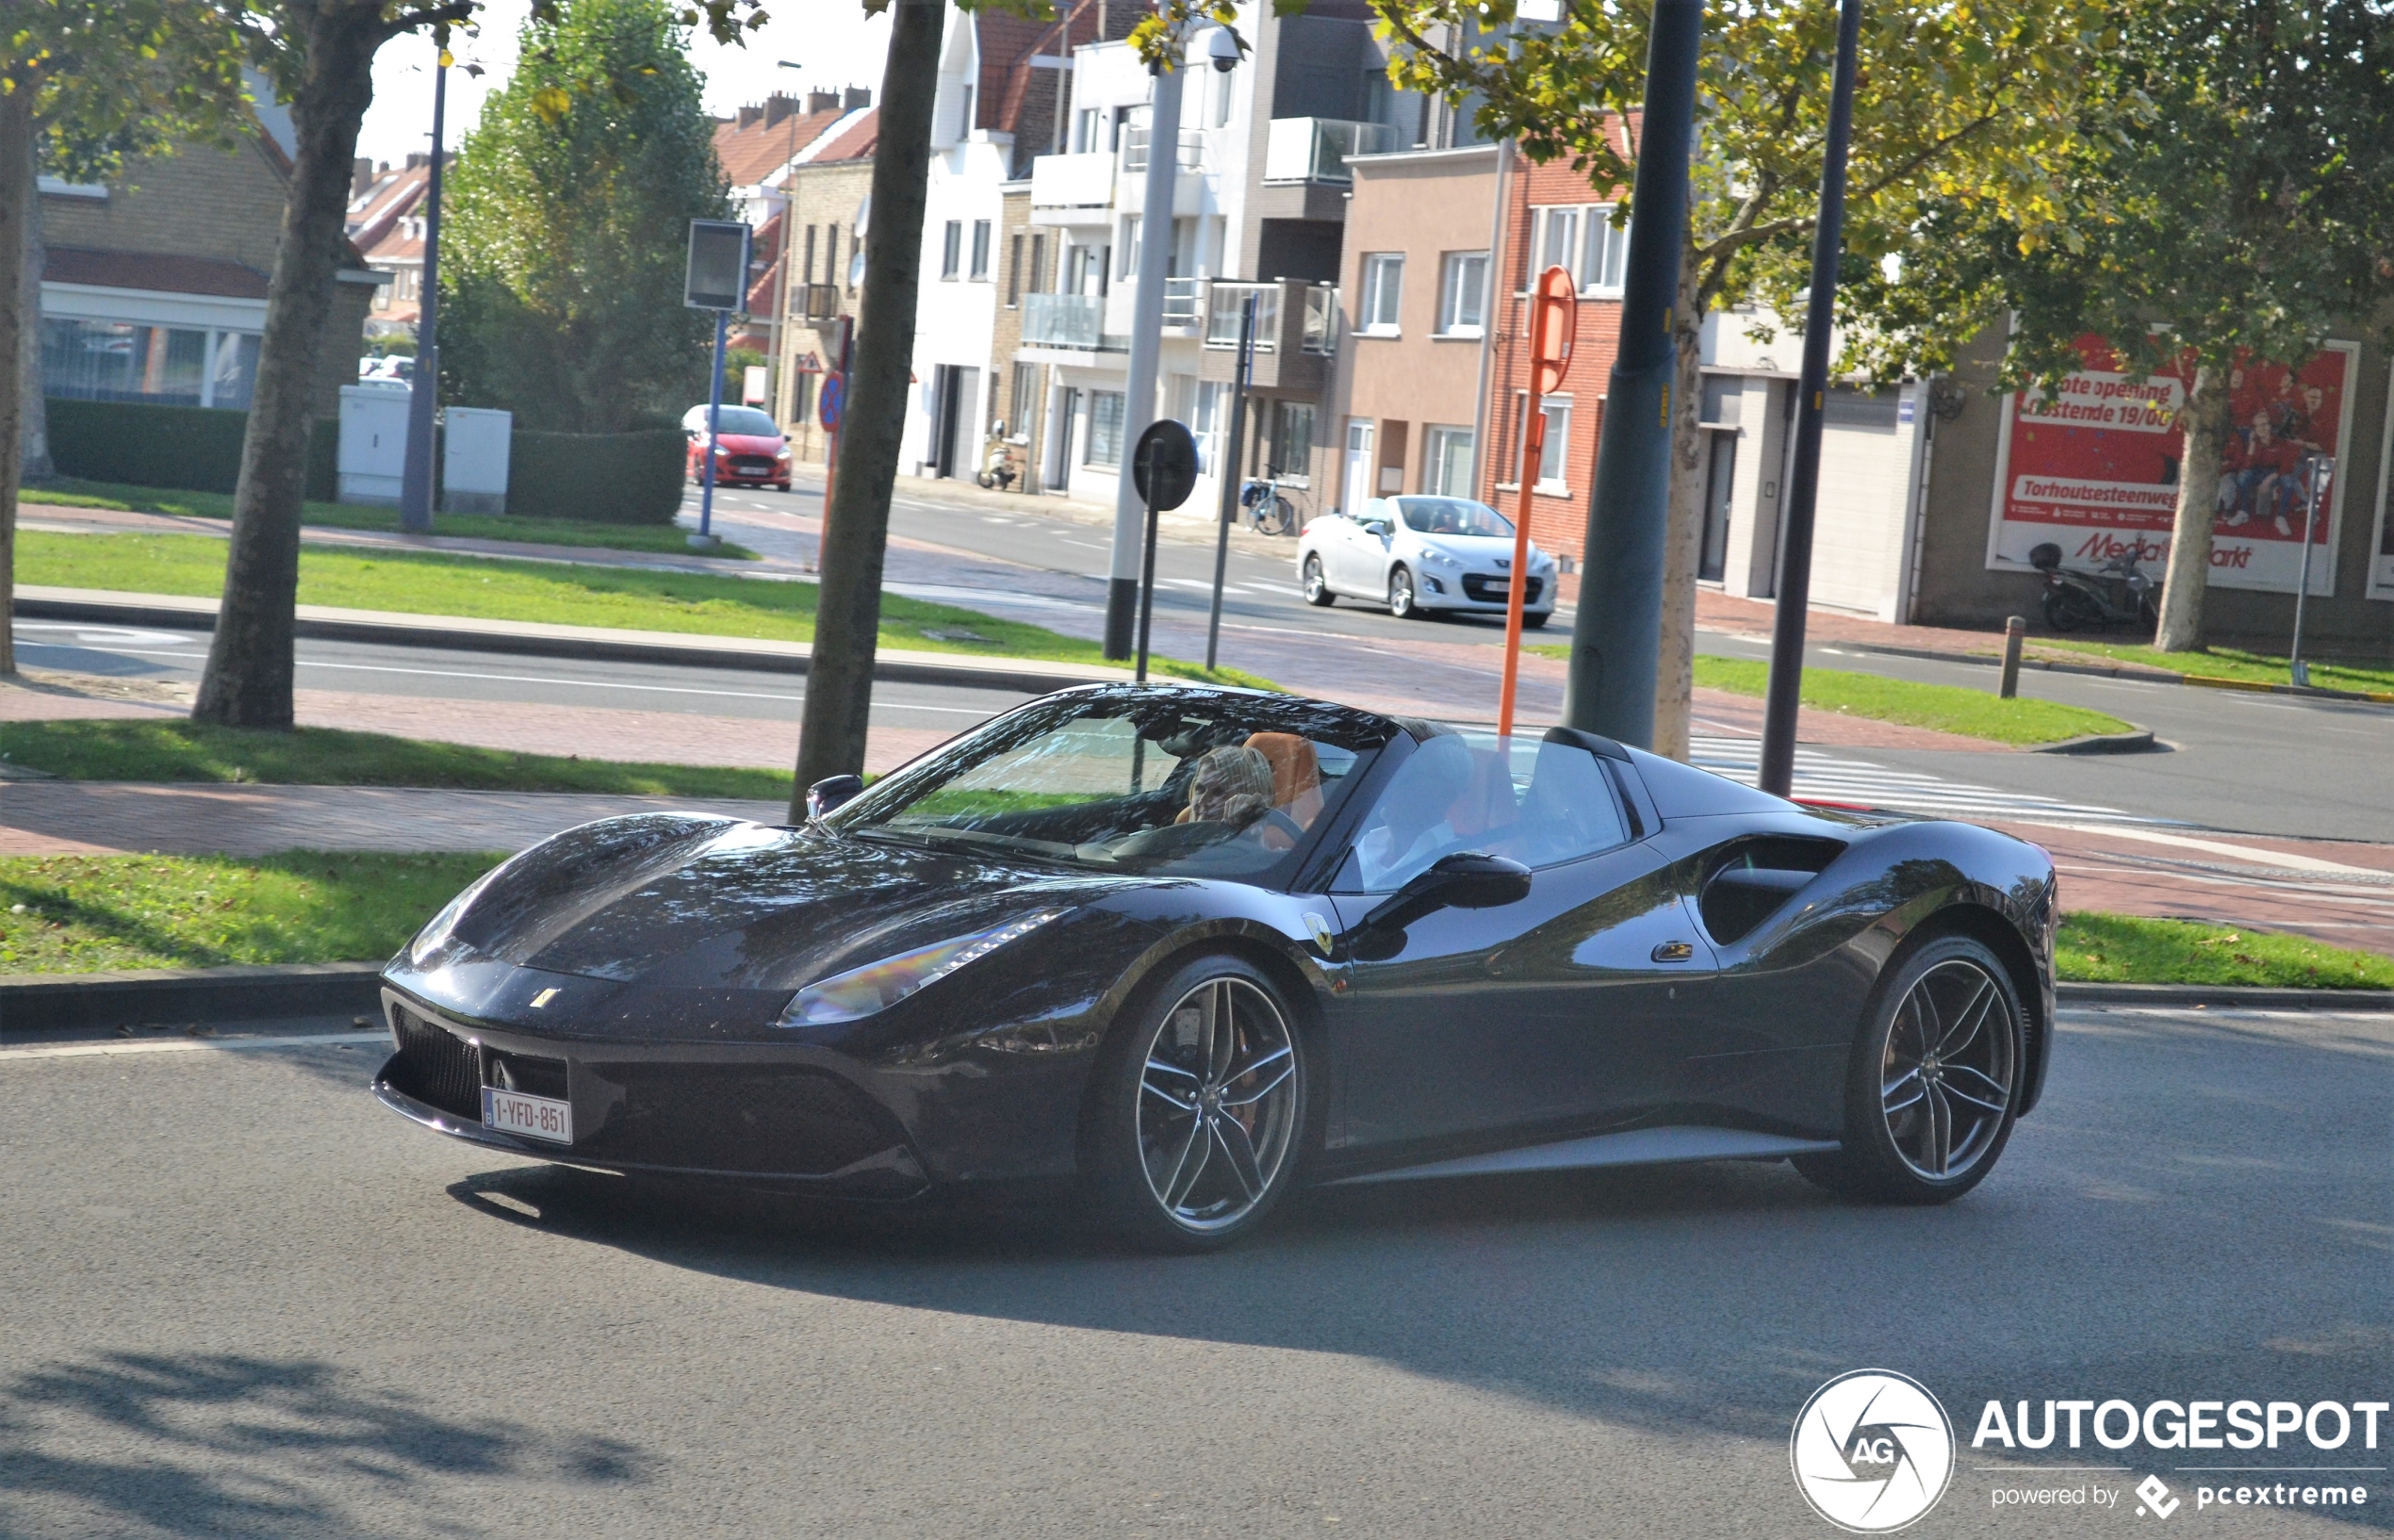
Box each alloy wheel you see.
[1137,977,1301,1233]
[1389,566,1417,618]
[1303,556,1331,605]
[1878,958,2016,1181]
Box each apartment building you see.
[714,89,871,403]
[773,106,879,463]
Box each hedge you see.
[46,398,339,500]
[505,426,684,524]
[43,397,680,525]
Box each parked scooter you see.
[2029,541,2159,632]
[976,435,1021,491]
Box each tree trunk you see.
[2153,361,2228,652]
[789,0,943,809]
[192,3,383,729]
[0,77,36,679]
[20,142,46,484]
[1651,245,1706,762]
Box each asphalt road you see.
[3,1004,2385,1538]
[10,621,1035,730]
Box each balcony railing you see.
[1120,126,1204,174]
[1028,151,1116,209]
[1301,285,1339,355]
[1162,276,1202,328]
[791,283,841,322]
[1261,118,1400,183]
[1205,282,1281,352]
[1022,291,1107,350]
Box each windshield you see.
[1395,497,1513,538]
[827,688,1387,881]
[703,407,780,436]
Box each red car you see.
[682,404,793,491]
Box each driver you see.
[1184,744,1276,829]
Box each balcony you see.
[1262,118,1399,184]
[1029,151,1116,215]
[791,283,841,323]
[1162,276,1202,330]
[1021,292,1121,352]
[1121,126,1205,174]
[1205,283,1281,352]
[1302,285,1340,356]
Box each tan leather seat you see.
[1243,732,1324,827]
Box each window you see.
[1332,732,1631,893]
[41,319,255,407]
[970,220,992,281]
[1582,205,1630,293]
[1533,206,1578,281]
[1535,396,1571,489]
[1009,363,1037,437]
[1425,425,1475,496]
[941,221,963,280]
[803,224,818,286]
[1357,254,1402,334]
[1007,233,1024,304]
[1074,106,1100,153]
[956,85,975,139]
[1193,380,1230,472]
[1436,251,1487,336]
[1087,390,1126,466]
[1029,233,1047,294]
[1119,216,1140,280]
[1269,401,1315,482]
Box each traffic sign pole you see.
[1129,419,1200,683]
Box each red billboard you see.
[1987,336,2355,595]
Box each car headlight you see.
[1531,549,1556,570]
[1422,549,1462,568]
[776,447,793,460]
[777,909,1068,1027]
[406,860,510,966]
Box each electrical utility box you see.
[441,406,512,514]
[337,385,410,505]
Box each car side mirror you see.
[806,774,865,821]
[1362,850,1531,933]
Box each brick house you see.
[775,106,879,465]
[41,111,378,417]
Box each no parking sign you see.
[818,375,844,432]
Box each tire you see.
[1521,611,1550,630]
[1387,565,1420,619]
[1083,955,1308,1253]
[1794,934,2025,1204]
[2041,586,2097,633]
[1301,555,1336,607]
[1253,496,1295,536]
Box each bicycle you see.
[1238,467,1303,535]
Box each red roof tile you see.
[45,247,271,300]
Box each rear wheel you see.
[1388,565,1421,619]
[2041,585,2099,632]
[1084,956,1307,1252]
[1302,555,1336,607]
[1794,935,2023,1204]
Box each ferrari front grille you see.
[388,1007,481,1120]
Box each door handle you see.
[1651,941,1695,963]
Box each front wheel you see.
[2041,584,2098,633]
[1301,555,1336,607]
[1795,934,2024,1204]
[1521,611,1550,631]
[1251,496,1295,536]
[1083,957,1308,1252]
[1387,565,1421,619]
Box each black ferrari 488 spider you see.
[376,683,2057,1250]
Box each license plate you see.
[483,1086,573,1144]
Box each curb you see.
[2031,729,2159,755]
[2182,673,2394,704]
[2057,981,2394,1011]
[14,588,1134,696]
[0,961,386,1033]
[1819,636,2394,705]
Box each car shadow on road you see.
[0,1351,651,1538]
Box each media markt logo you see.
[1792,1369,1958,1532]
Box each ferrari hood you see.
[439,813,1124,991]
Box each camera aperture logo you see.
[1792,1370,1958,1532]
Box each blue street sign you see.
[819,374,844,431]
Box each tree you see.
[438,0,728,434]
[1375,0,2114,757]
[189,0,767,730]
[0,0,248,676]
[1848,0,2394,652]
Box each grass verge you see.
[18,531,1279,691]
[0,852,500,974]
[22,477,760,560]
[2055,911,2394,990]
[0,720,796,799]
[1683,655,2133,745]
[2032,637,2394,696]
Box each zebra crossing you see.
[1688,736,2169,827]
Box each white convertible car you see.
[1296,495,1559,624]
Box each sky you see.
[354,0,894,170]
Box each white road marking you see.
[1690,735,2163,826]
[0,1029,390,1062]
[2034,823,2387,876]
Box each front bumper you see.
[1417,572,1555,613]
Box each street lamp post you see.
[397,26,450,536]
[1103,25,1240,660]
